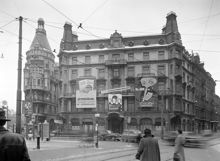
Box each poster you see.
[76,79,96,108]
[135,76,157,107]
[108,94,122,110]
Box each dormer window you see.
[159,39,165,45]
[143,40,149,46]
[110,30,123,48]
[128,41,134,47]
[86,44,91,49]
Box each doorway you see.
[107,113,124,133]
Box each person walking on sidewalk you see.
[173,129,185,161]
[0,109,31,161]
[135,128,161,161]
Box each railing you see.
[105,59,127,65]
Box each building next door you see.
[107,113,124,133]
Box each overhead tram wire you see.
[82,0,109,24]
[40,0,105,39]
[198,0,214,50]
[25,18,95,38]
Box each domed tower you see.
[23,18,58,131]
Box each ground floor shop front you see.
[48,112,201,136]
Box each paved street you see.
[27,137,220,161]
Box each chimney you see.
[164,12,182,44]
[62,22,73,50]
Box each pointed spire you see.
[30,18,52,51]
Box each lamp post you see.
[95,113,100,148]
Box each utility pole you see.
[16,16,23,134]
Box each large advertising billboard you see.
[76,79,96,108]
[108,94,122,110]
[135,75,157,107]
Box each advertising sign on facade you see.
[76,79,97,108]
[108,94,122,110]
[135,75,157,107]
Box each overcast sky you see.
[0,0,220,110]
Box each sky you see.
[0,0,220,111]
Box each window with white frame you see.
[142,65,150,74]
[84,68,91,76]
[128,52,134,61]
[85,56,91,64]
[99,55,104,63]
[98,68,105,78]
[143,52,149,60]
[158,51,165,60]
[127,66,135,77]
[158,65,165,76]
[113,68,119,77]
[72,56,77,64]
[71,69,78,79]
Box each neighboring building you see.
[191,54,216,133]
[213,94,220,131]
[57,12,199,134]
[23,18,58,131]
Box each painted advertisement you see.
[108,94,122,110]
[135,75,157,107]
[76,79,96,108]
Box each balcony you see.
[175,68,182,80]
[24,85,49,91]
[59,92,75,98]
[105,59,127,66]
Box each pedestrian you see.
[135,128,161,161]
[0,108,31,161]
[173,129,185,161]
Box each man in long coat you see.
[136,128,161,161]
[0,108,31,161]
[174,129,185,161]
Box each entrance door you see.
[107,113,123,133]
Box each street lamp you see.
[94,113,100,148]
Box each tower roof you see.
[30,18,52,51]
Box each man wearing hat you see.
[0,108,31,161]
[135,128,161,161]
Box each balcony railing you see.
[105,59,127,66]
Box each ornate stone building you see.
[23,18,58,131]
[57,12,199,134]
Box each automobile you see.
[98,130,121,141]
[121,129,142,143]
[163,131,208,148]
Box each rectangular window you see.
[158,65,165,76]
[98,68,105,78]
[128,52,134,61]
[158,51,165,60]
[84,68,91,76]
[112,54,120,60]
[127,66,135,77]
[169,64,173,74]
[127,98,134,112]
[97,83,105,93]
[112,82,120,88]
[64,84,67,93]
[99,55,104,63]
[85,56,91,64]
[158,81,165,91]
[143,52,149,60]
[72,57,77,65]
[71,69,78,79]
[64,70,68,78]
[113,68,119,77]
[142,65,150,74]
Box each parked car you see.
[98,130,121,141]
[121,129,142,143]
[163,131,208,148]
